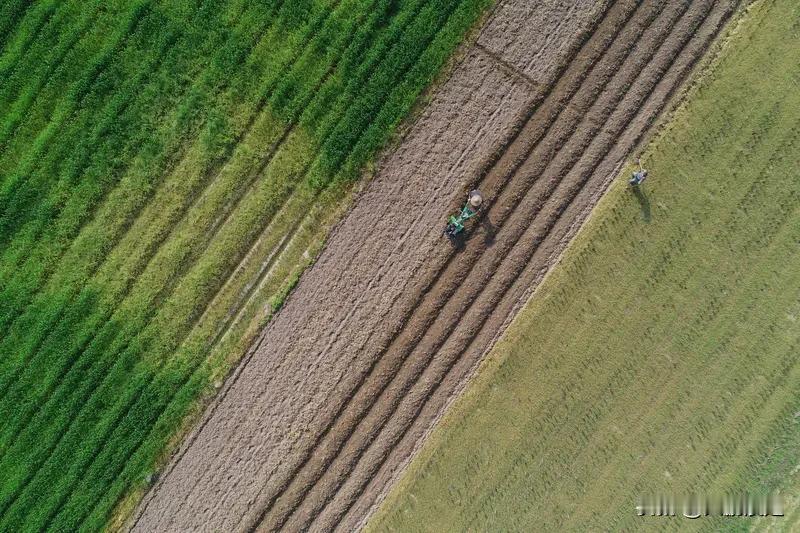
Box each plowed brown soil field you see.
[130,0,740,531]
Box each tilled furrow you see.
[325,2,738,531]
[307,3,719,530]
[240,3,644,531]
[253,0,728,531]
[302,2,736,528]
[128,0,743,529]
[247,2,652,530]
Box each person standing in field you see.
[629,157,648,186]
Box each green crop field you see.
[0,0,490,530]
[369,0,800,531]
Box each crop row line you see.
[0,11,184,345]
[0,0,347,508]
[0,0,35,52]
[0,0,129,152]
[0,0,288,381]
[246,0,642,527]
[0,0,260,406]
[301,0,712,528]
[64,0,470,524]
[0,2,174,234]
[460,3,760,520]
[2,0,239,444]
[0,0,251,300]
[320,4,739,529]
[0,0,290,482]
[276,0,631,389]
[0,0,85,109]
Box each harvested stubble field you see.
[133,0,746,531]
[370,0,800,531]
[0,0,490,531]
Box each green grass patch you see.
[368,0,800,531]
[0,0,491,530]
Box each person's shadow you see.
[631,186,651,222]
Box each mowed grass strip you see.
[368,0,800,531]
[0,0,491,530]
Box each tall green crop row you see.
[0,0,491,530]
[0,0,281,346]
[0,0,350,445]
[0,0,321,472]
[0,1,128,166]
[0,7,177,328]
[0,1,236,308]
[0,1,243,390]
[0,0,31,47]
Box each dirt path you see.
[130,1,740,531]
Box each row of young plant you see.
[0,0,232,323]
[0,0,305,454]
[0,0,283,347]
[0,0,490,529]
[0,0,262,310]
[0,0,105,136]
[0,0,388,432]
[0,0,378,524]
[0,0,58,80]
[0,0,343,421]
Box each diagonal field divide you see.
[130,0,743,531]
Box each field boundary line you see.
[353,1,748,528]
[473,42,540,90]
[246,1,656,528]
[32,0,388,522]
[178,0,478,525]
[312,1,720,528]
[0,0,353,518]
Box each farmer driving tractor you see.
[444,189,483,239]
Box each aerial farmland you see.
[0,0,797,532]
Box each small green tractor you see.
[444,189,483,240]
